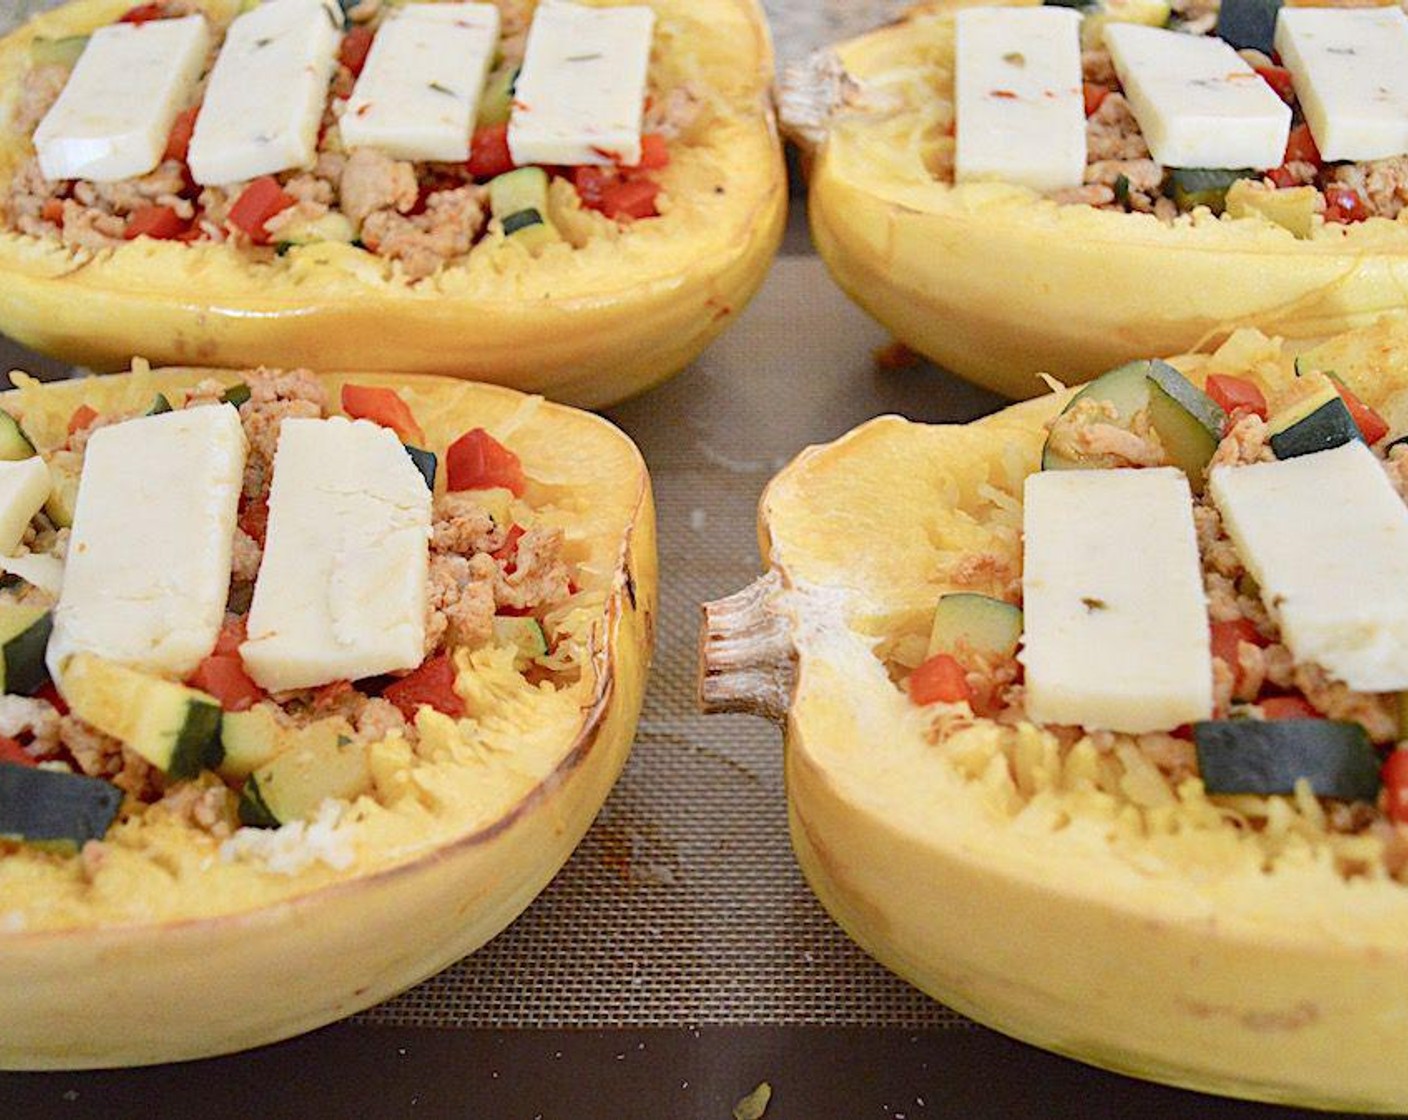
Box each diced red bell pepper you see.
[176,215,206,242]
[1254,64,1296,104]
[1334,381,1389,444]
[227,176,295,244]
[1209,618,1267,698]
[492,524,526,573]
[340,384,426,446]
[339,24,375,78]
[572,165,611,209]
[908,653,972,707]
[1082,82,1110,117]
[238,496,269,546]
[67,404,98,436]
[213,615,248,657]
[1259,695,1321,720]
[187,654,263,712]
[118,3,166,23]
[468,123,515,180]
[124,204,187,241]
[1205,374,1268,422]
[1324,184,1370,225]
[1283,122,1321,167]
[164,105,199,164]
[1382,749,1408,825]
[0,735,36,768]
[383,654,465,721]
[446,428,526,496]
[633,133,670,171]
[598,177,660,221]
[35,681,67,716]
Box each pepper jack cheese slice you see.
[1274,7,1408,163]
[953,7,1085,193]
[32,15,210,183]
[1020,468,1212,733]
[0,457,53,558]
[1104,23,1290,170]
[240,417,431,693]
[47,406,248,682]
[507,0,655,167]
[188,0,342,187]
[1209,441,1408,692]
[341,3,501,162]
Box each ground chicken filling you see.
[0,367,577,846]
[930,0,1408,225]
[4,0,703,280]
[894,377,1408,883]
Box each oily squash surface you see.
[0,0,784,407]
[786,0,1408,401]
[0,365,656,1068]
[751,320,1408,1110]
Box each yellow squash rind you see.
[788,0,1408,400]
[0,366,657,1068]
[0,0,785,407]
[730,320,1408,1110]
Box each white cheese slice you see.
[507,0,655,167]
[32,15,210,183]
[953,7,1085,192]
[1274,7,1408,163]
[341,3,500,162]
[0,553,63,599]
[240,417,431,692]
[1209,441,1408,692]
[0,457,53,558]
[1104,23,1291,170]
[188,0,343,187]
[1020,468,1212,733]
[47,406,247,681]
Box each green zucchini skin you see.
[220,383,251,408]
[1041,358,1223,489]
[238,735,371,827]
[403,445,437,490]
[0,762,122,851]
[927,593,1022,661]
[60,656,225,782]
[1146,360,1225,438]
[487,168,560,250]
[166,704,225,783]
[1193,719,1381,802]
[502,209,544,236]
[1268,396,1361,460]
[1041,360,1150,471]
[1170,169,1253,216]
[0,606,52,696]
[237,777,281,829]
[1217,0,1283,54]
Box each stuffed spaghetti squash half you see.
[0,364,655,1068]
[0,0,784,407]
[783,0,1408,401]
[703,319,1408,1110]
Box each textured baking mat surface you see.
[354,256,1005,1029]
[0,0,996,1031]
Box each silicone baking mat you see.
[352,251,1006,1029]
